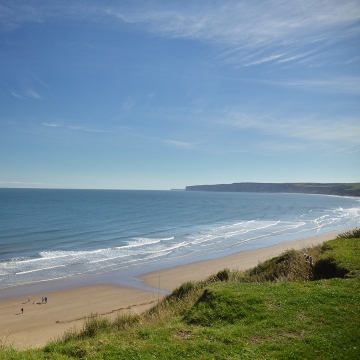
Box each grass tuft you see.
[113,313,141,331]
[169,281,203,300]
[81,315,112,338]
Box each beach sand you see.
[0,285,161,349]
[0,229,349,349]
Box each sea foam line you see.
[16,264,67,275]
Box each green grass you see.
[1,229,359,359]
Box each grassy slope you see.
[1,230,359,359]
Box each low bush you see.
[336,227,360,239]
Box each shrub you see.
[216,268,230,281]
[170,281,202,300]
[80,315,112,339]
[245,248,318,283]
[336,227,360,239]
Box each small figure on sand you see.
[28,296,31,302]
[42,296,47,304]
[21,308,23,314]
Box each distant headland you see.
[185,182,360,197]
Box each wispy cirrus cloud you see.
[42,122,110,133]
[252,76,360,94]
[104,0,360,67]
[277,51,315,64]
[11,91,23,99]
[333,145,360,155]
[26,89,41,99]
[345,56,360,64]
[2,1,360,67]
[218,110,360,145]
[0,3,44,31]
[11,89,42,99]
[245,54,285,67]
[85,128,110,133]
[43,123,61,127]
[106,1,360,43]
[163,139,195,149]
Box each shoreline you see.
[0,228,352,349]
[139,228,349,291]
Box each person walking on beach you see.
[21,308,23,314]
[28,296,30,302]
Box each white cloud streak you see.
[11,91,23,99]
[220,110,360,145]
[11,89,42,99]
[85,128,110,133]
[42,123,109,133]
[245,54,285,67]
[277,51,314,64]
[254,76,360,94]
[26,89,41,99]
[1,1,360,67]
[43,123,61,127]
[104,0,360,66]
[162,140,195,149]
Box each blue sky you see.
[1,0,359,190]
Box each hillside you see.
[185,182,360,197]
[1,229,359,359]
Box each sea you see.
[0,189,359,295]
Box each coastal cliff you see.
[185,182,360,197]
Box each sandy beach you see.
[0,284,161,349]
[0,229,350,349]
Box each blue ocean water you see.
[0,189,359,290]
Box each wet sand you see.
[0,229,349,349]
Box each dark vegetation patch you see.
[313,257,349,279]
[336,227,360,239]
